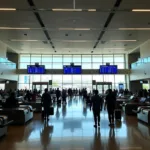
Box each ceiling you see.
[0,0,150,54]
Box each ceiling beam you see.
[27,0,55,50]
[93,0,123,49]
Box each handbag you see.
[49,107,54,115]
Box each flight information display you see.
[27,65,45,74]
[100,65,118,74]
[63,66,82,74]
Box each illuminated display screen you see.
[63,66,82,74]
[100,65,118,74]
[27,65,45,74]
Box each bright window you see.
[53,55,62,62]
[82,55,91,62]
[42,55,52,62]
[31,55,41,63]
[20,55,30,62]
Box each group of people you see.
[1,87,146,127]
[90,89,116,128]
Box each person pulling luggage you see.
[90,90,103,128]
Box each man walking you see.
[90,90,103,128]
[105,89,116,126]
[42,88,52,120]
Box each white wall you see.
[0,41,6,58]
[130,63,150,81]
[140,40,150,58]
[0,64,17,81]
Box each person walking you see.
[105,89,116,126]
[42,88,52,120]
[90,90,103,128]
[62,89,67,104]
[56,88,61,103]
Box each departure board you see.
[100,65,118,74]
[27,65,45,74]
[63,66,82,74]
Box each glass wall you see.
[19,54,125,69]
[18,74,126,92]
[18,54,126,91]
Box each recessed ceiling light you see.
[0,27,30,30]
[10,39,40,42]
[88,9,96,12]
[59,28,90,31]
[111,40,137,42]
[52,8,82,12]
[132,9,150,12]
[119,28,150,30]
[0,8,16,11]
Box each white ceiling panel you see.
[119,0,150,9]
[103,30,150,42]
[48,30,100,40]
[109,12,150,28]
[39,12,109,28]
[0,11,40,28]
[99,30,150,52]
[0,30,46,40]
[34,0,116,9]
[75,0,116,9]
[53,41,95,49]
[4,41,53,52]
[34,0,75,9]
[0,0,30,9]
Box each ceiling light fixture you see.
[88,9,96,12]
[104,48,125,49]
[0,8,16,11]
[0,27,30,30]
[33,48,45,49]
[10,39,40,42]
[132,9,150,12]
[59,28,90,31]
[111,40,137,42]
[52,8,82,12]
[119,28,150,30]
[62,40,91,42]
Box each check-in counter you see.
[0,116,8,137]
[123,103,150,115]
[21,101,41,112]
[0,107,33,125]
[137,106,150,125]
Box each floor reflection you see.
[1,96,150,150]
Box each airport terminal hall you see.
[2,0,150,150]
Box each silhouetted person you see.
[105,89,116,126]
[42,88,51,120]
[62,89,67,104]
[25,90,31,101]
[90,90,103,128]
[3,92,19,108]
[56,88,61,103]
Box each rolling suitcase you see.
[115,109,121,120]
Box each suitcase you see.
[41,106,54,118]
[115,109,121,120]
[49,107,54,115]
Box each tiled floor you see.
[1,97,150,150]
